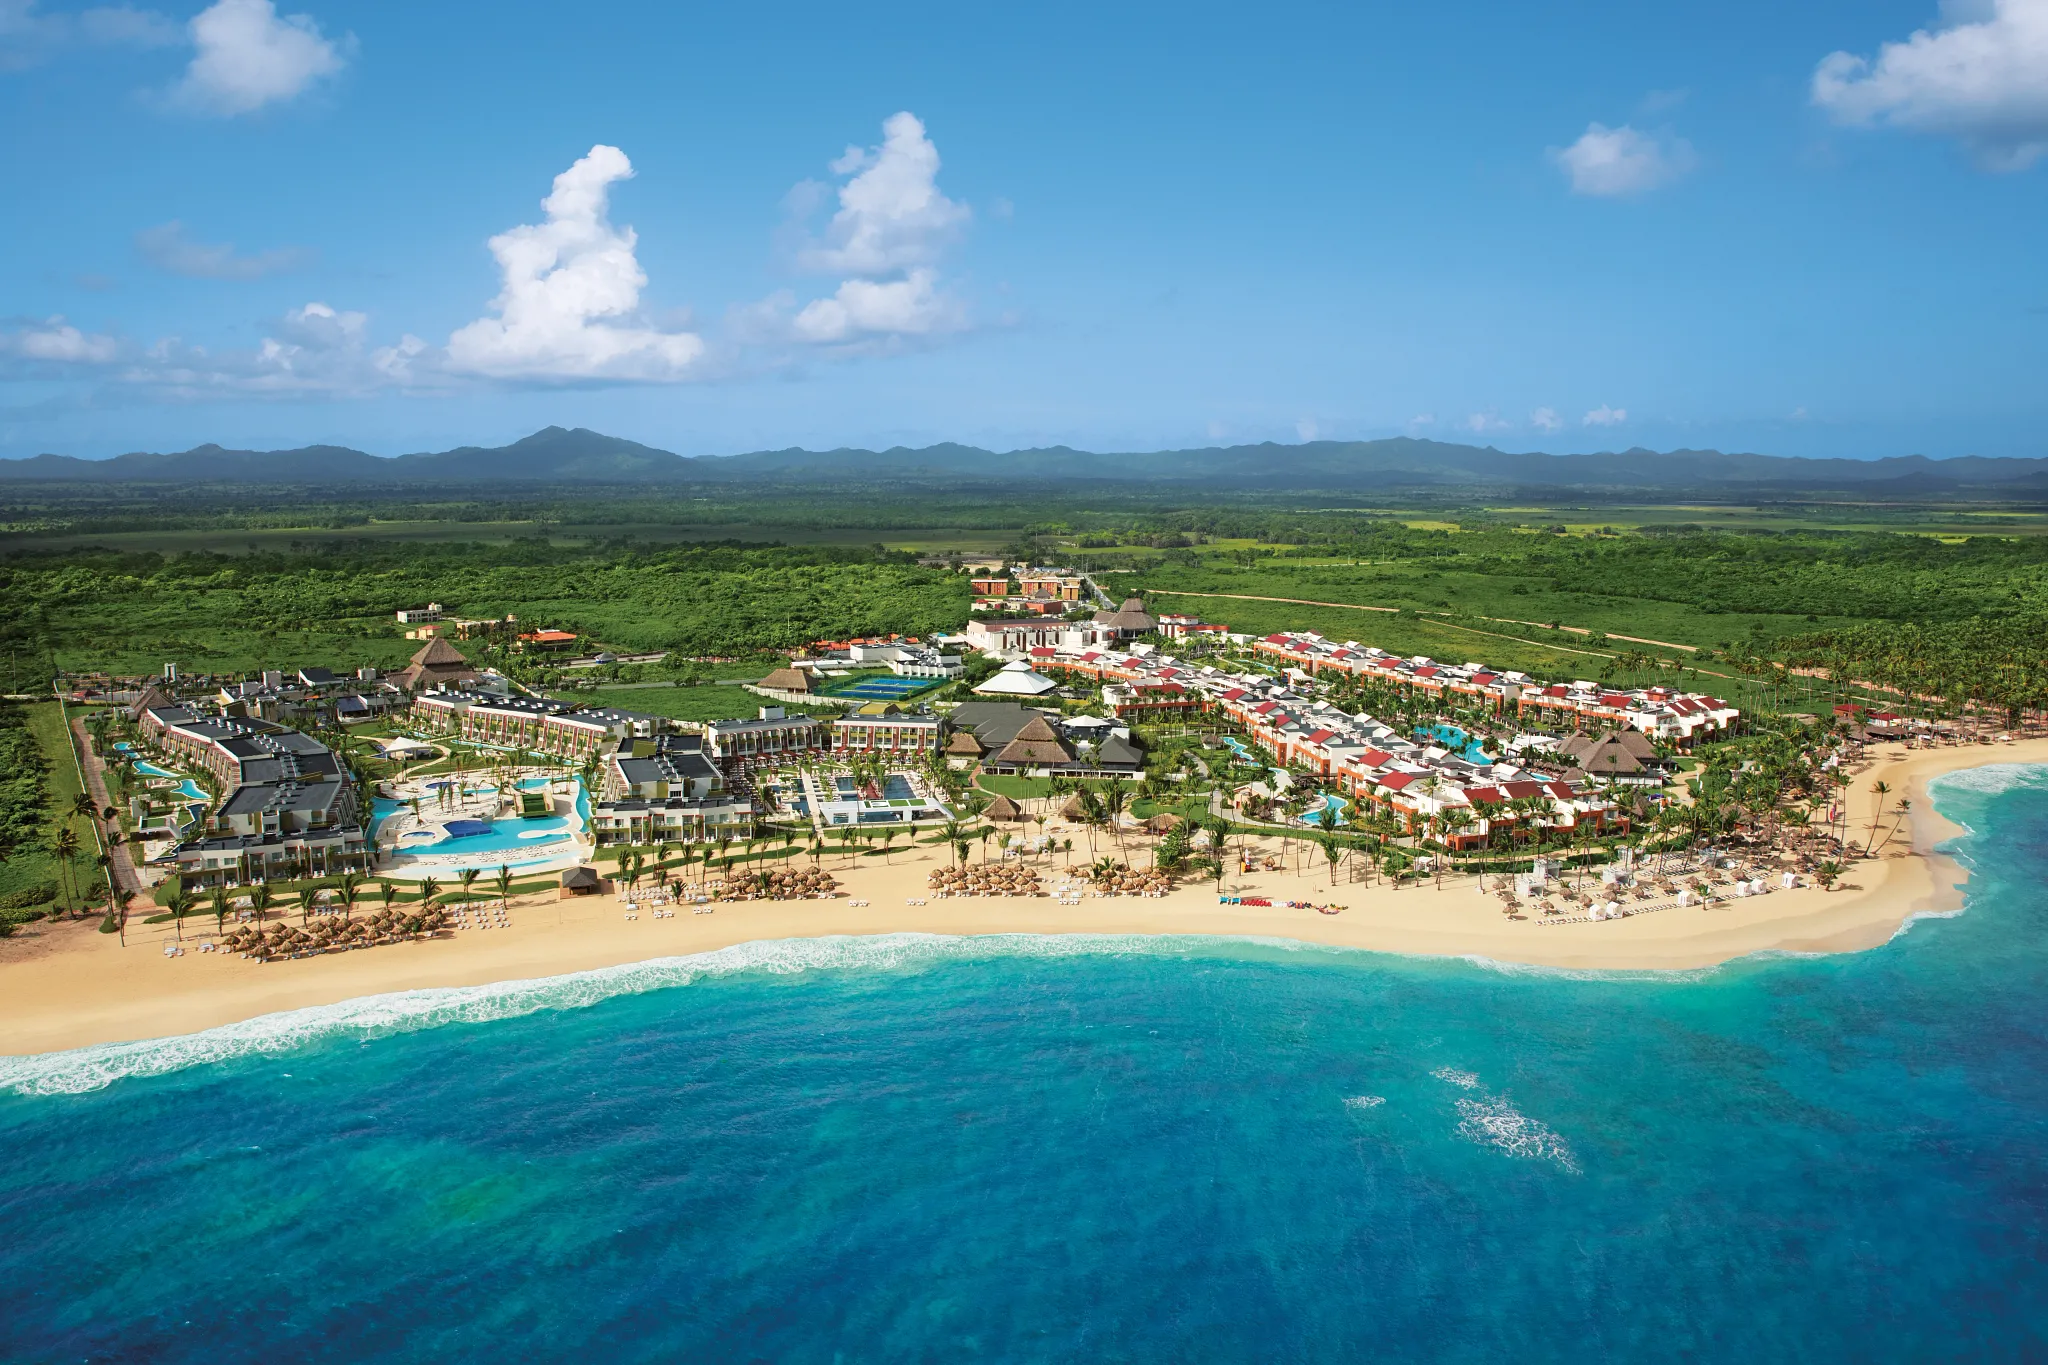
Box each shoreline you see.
[1,739,2034,1060]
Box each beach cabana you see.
[560,866,604,899]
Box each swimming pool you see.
[372,782,591,861]
[1416,723,1492,763]
[1296,793,1351,827]
[134,761,209,803]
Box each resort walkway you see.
[69,715,143,897]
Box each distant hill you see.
[4,425,2046,498]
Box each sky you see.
[2,0,2046,463]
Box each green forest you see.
[0,541,970,687]
[3,503,2047,718]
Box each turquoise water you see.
[1297,792,1351,826]
[133,758,208,811]
[373,783,590,860]
[4,765,2047,1359]
[1418,722,1492,763]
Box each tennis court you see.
[827,674,937,700]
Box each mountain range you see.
[3,425,2045,498]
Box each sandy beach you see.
[1,739,2032,1057]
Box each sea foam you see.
[1926,762,2048,800]
[0,933,1291,1097]
[1433,1066,1579,1172]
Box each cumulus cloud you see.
[1530,406,1563,432]
[135,220,308,278]
[1464,411,1509,433]
[171,0,347,115]
[798,112,970,276]
[773,112,973,349]
[1551,122,1696,196]
[0,317,121,366]
[2,302,433,395]
[1812,0,2048,170]
[446,144,706,382]
[1295,417,1321,442]
[790,270,963,345]
[1584,404,1628,426]
[1,0,177,69]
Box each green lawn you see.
[0,702,91,913]
[552,683,768,723]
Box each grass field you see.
[556,684,770,723]
[0,703,90,912]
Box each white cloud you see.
[446,144,706,382]
[135,220,307,278]
[774,112,974,349]
[798,112,970,276]
[1296,417,1320,442]
[1405,413,1436,430]
[1,1,176,69]
[1464,411,1509,433]
[171,0,347,115]
[1530,406,1563,432]
[1584,404,1628,426]
[1812,0,2048,170]
[1551,122,1696,196]
[790,269,963,346]
[0,317,121,365]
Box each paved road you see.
[70,716,144,896]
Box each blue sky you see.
[2,0,2045,462]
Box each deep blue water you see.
[4,766,2048,1361]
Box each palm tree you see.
[296,882,319,925]
[209,883,230,934]
[459,866,481,908]
[1102,784,1129,858]
[1320,834,1341,886]
[338,871,364,921]
[379,879,398,912]
[250,880,274,924]
[494,863,513,906]
[1865,780,1892,855]
[165,886,194,941]
[1883,797,1913,853]
[51,824,81,914]
[417,876,440,909]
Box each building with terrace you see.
[588,734,754,845]
[831,703,942,756]
[704,708,827,769]
[135,702,369,882]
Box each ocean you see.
[3,765,2046,1361]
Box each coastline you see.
[1,739,2032,1060]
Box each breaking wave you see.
[1341,1095,1385,1110]
[1431,1065,1579,1172]
[1926,763,2048,801]
[0,933,1245,1097]
[1454,1095,1580,1173]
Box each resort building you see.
[1092,596,1159,640]
[140,704,350,789]
[964,617,1069,653]
[830,703,942,756]
[139,702,370,881]
[394,637,481,691]
[972,661,1060,697]
[407,689,660,760]
[704,708,828,769]
[588,734,754,845]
